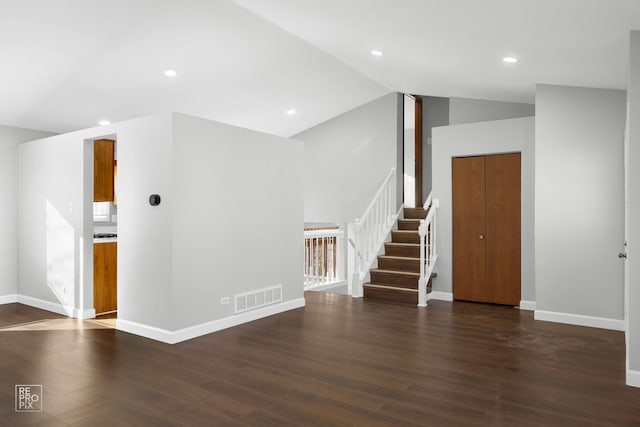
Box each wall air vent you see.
[234,284,283,314]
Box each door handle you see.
[478,234,484,240]
[619,252,627,259]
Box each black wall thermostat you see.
[149,194,161,206]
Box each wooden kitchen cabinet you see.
[94,139,115,202]
[94,242,117,315]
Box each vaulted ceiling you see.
[2,0,639,137]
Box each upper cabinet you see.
[94,139,115,202]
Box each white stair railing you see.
[304,228,344,290]
[349,168,399,297]
[418,192,439,306]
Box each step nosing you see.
[364,284,418,292]
[372,269,420,276]
[379,255,420,260]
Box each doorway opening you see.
[403,94,423,207]
[92,136,118,322]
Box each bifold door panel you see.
[452,153,521,305]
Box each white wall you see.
[18,132,88,316]
[404,128,415,207]
[295,92,401,223]
[115,114,175,330]
[422,96,530,202]
[449,97,534,125]
[0,126,53,300]
[16,113,182,325]
[432,117,535,303]
[627,31,640,384]
[17,112,304,342]
[404,94,416,206]
[535,85,626,328]
[18,113,194,329]
[421,96,450,200]
[171,113,304,330]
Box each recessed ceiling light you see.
[371,50,383,57]
[99,120,110,126]
[286,109,297,115]
[164,69,177,77]
[502,57,518,64]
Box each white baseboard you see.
[117,297,306,344]
[306,281,348,293]
[74,308,96,320]
[14,294,95,319]
[172,298,306,343]
[627,369,640,388]
[534,310,625,331]
[116,319,174,343]
[17,294,74,317]
[519,300,536,311]
[428,291,453,302]
[0,294,18,305]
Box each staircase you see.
[363,207,435,304]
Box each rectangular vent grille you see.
[234,284,283,314]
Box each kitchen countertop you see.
[93,231,117,244]
[94,238,117,244]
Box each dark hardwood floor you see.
[1,293,639,426]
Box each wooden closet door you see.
[452,156,486,302]
[452,153,521,305]
[485,153,521,305]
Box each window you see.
[93,202,113,222]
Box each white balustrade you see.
[348,168,399,297]
[418,192,439,306]
[304,228,344,290]
[304,168,435,303]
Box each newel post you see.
[418,220,428,307]
[349,220,363,298]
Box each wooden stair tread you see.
[371,269,437,280]
[397,218,422,230]
[384,243,420,257]
[364,207,436,305]
[391,230,420,243]
[371,269,420,276]
[362,284,418,304]
[363,283,418,292]
[377,256,420,273]
[378,255,419,260]
[403,207,429,219]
